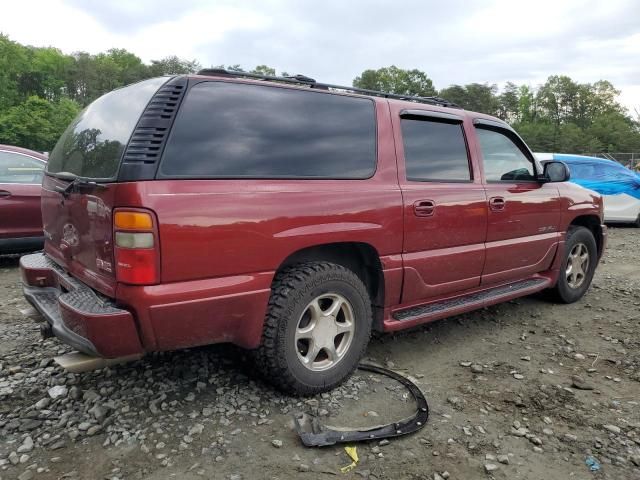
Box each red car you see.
[0,144,47,254]
[21,71,606,394]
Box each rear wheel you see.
[254,262,372,395]
[549,226,597,303]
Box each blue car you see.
[536,153,640,226]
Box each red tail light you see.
[113,210,160,285]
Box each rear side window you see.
[0,151,44,184]
[159,82,376,179]
[401,119,471,181]
[47,77,168,179]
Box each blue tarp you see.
[553,154,640,199]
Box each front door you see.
[392,106,488,304]
[473,121,562,285]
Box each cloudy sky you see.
[2,0,639,112]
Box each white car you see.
[536,153,640,226]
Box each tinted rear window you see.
[159,82,376,179]
[401,119,471,181]
[47,77,168,179]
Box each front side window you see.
[0,151,45,184]
[476,128,536,182]
[401,118,471,181]
[159,82,377,179]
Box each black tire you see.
[253,262,372,395]
[549,226,598,304]
[635,214,640,228]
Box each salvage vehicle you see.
[0,144,47,254]
[21,70,606,394]
[536,153,640,227]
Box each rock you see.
[511,427,527,437]
[513,373,524,380]
[533,446,543,453]
[271,439,283,448]
[564,433,577,442]
[574,353,585,360]
[571,375,594,390]
[603,424,621,434]
[9,451,19,465]
[77,422,91,431]
[542,428,554,436]
[188,424,204,436]
[485,454,496,461]
[87,425,102,436]
[48,385,68,399]
[447,396,464,410]
[379,439,390,446]
[35,397,50,409]
[459,361,472,367]
[497,454,510,464]
[88,404,109,422]
[17,436,34,453]
[470,364,483,373]
[298,464,310,472]
[529,436,543,446]
[631,455,640,467]
[18,470,34,480]
[484,463,498,473]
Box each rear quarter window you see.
[159,82,377,179]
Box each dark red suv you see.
[21,70,606,394]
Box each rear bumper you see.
[20,253,143,358]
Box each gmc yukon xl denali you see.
[21,70,606,394]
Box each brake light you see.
[114,209,159,285]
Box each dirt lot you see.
[1,228,639,480]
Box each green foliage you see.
[353,65,436,97]
[353,65,640,155]
[0,35,210,152]
[0,96,80,152]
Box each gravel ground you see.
[1,227,639,480]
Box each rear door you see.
[474,120,562,285]
[0,150,45,239]
[392,106,487,303]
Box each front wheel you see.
[549,226,598,303]
[254,262,372,395]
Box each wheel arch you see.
[568,215,603,257]
[276,242,385,331]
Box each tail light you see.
[113,210,159,285]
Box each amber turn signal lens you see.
[114,211,153,230]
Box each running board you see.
[392,278,549,322]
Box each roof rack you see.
[196,68,459,108]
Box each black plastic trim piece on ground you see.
[293,363,429,447]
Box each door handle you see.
[414,199,436,217]
[0,190,11,198]
[489,196,505,211]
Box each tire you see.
[549,226,598,304]
[254,262,372,395]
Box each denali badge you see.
[62,223,79,247]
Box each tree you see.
[353,66,436,97]
[0,96,80,151]
[149,56,201,76]
[251,65,276,76]
[439,83,500,115]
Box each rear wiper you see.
[48,171,106,198]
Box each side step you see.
[393,278,549,322]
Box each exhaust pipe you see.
[54,351,142,373]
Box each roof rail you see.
[196,68,459,108]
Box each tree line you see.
[1,34,639,156]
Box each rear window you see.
[47,77,168,179]
[159,82,377,179]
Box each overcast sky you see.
[2,0,639,112]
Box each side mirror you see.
[541,161,570,183]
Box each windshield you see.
[47,77,168,180]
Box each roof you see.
[0,144,48,161]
